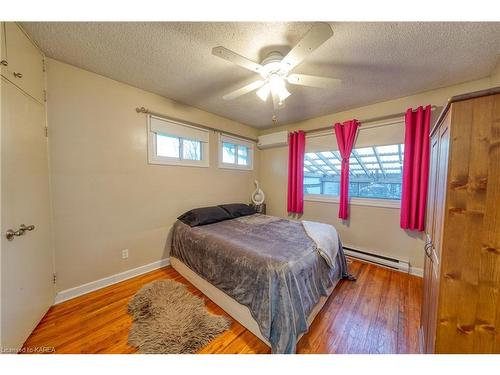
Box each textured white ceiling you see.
[21,22,500,128]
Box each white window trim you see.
[147,115,209,168]
[218,133,254,171]
[304,194,401,209]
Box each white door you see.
[1,77,54,351]
[3,23,45,104]
[1,23,7,78]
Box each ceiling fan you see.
[212,23,340,112]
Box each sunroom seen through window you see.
[303,143,404,200]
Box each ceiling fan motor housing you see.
[260,51,286,78]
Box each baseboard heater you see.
[343,246,410,273]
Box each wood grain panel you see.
[435,93,500,353]
[477,94,500,352]
[22,260,422,354]
[437,99,475,352]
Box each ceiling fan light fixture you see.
[268,74,284,90]
[256,84,271,101]
[269,74,290,103]
[277,86,291,102]
[212,23,337,114]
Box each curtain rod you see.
[304,105,439,135]
[135,107,258,143]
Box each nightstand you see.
[250,203,266,214]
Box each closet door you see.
[1,77,54,350]
[0,23,7,77]
[3,23,44,103]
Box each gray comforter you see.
[170,214,350,353]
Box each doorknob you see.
[20,224,35,232]
[6,229,24,241]
[5,224,35,241]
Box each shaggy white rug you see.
[127,279,231,354]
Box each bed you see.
[170,212,352,354]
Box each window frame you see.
[147,115,209,168]
[303,143,404,209]
[218,133,254,171]
[304,194,401,209]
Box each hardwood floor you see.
[22,259,422,354]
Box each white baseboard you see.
[409,266,423,278]
[344,246,424,279]
[344,248,410,273]
[53,251,422,306]
[54,258,171,305]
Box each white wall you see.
[47,56,500,291]
[46,59,260,292]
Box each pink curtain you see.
[287,131,305,214]
[400,105,431,231]
[334,120,360,220]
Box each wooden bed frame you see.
[171,256,337,348]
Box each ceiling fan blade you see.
[281,23,333,72]
[212,46,264,74]
[222,80,265,100]
[287,74,341,88]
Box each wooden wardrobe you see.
[420,87,500,353]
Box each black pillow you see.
[177,206,232,227]
[218,203,256,218]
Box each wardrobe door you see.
[421,250,434,352]
[436,94,500,353]
[427,113,451,353]
[432,117,450,269]
[421,128,441,353]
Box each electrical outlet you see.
[121,249,129,259]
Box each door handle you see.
[6,229,24,241]
[424,233,433,258]
[5,224,35,241]
[425,242,433,258]
[19,224,35,232]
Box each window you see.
[222,142,236,164]
[304,143,404,202]
[219,134,254,170]
[148,115,209,167]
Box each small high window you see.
[219,134,254,170]
[148,115,209,167]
